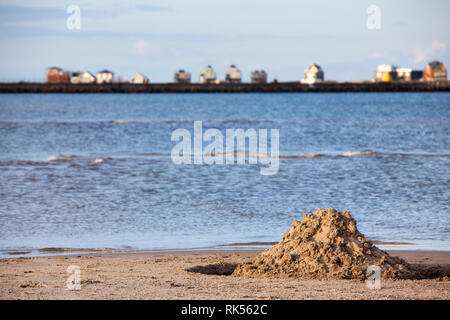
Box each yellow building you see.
[375,64,396,82]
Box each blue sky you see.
[0,0,449,82]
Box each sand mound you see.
[233,208,418,280]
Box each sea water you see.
[0,92,449,256]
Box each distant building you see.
[46,67,69,83]
[396,68,412,81]
[375,64,397,82]
[302,64,324,84]
[174,70,191,84]
[250,70,267,84]
[199,65,216,84]
[70,71,96,84]
[225,65,241,83]
[130,73,149,84]
[411,70,424,80]
[423,60,447,81]
[396,68,423,81]
[96,70,114,84]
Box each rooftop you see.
[98,70,114,74]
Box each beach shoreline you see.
[2,236,449,258]
[1,239,447,260]
[1,249,449,300]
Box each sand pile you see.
[233,208,418,280]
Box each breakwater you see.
[0,81,449,93]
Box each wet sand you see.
[0,250,449,300]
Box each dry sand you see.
[233,208,418,280]
[0,249,449,300]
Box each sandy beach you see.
[1,249,449,300]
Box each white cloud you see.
[412,41,449,64]
[132,40,159,56]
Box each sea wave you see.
[206,151,375,159]
[342,150,377,157]
[0,119,277,126]
[112,119,274,125]
[1,150,449,166]
[47,154,78,162]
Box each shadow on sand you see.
[186,262,238,276]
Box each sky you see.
[0,0,449,82]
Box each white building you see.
[174,70,191,83]
[225,65,241,83]
[301,64,324,84]
[130,73,149,84]
[199,65,216,84]
[70,71,96,84]
[250,70,267,83]
[396,68,412,81]
[96,70,114,84]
